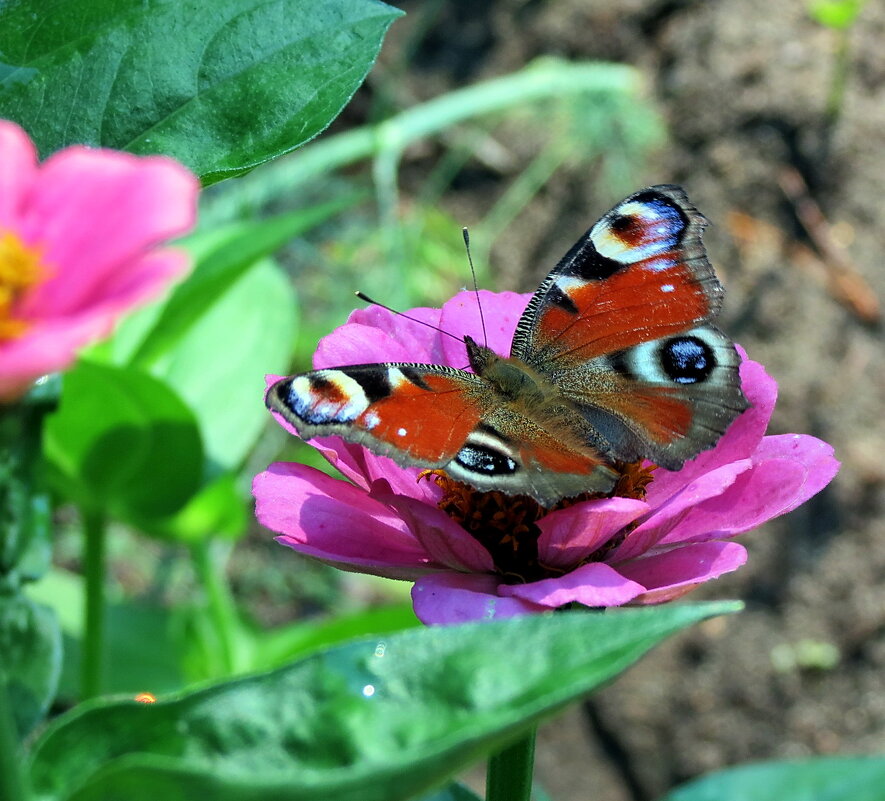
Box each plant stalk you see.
[80,509,106,700]
[190,540,239,675]
[486,727,537,801]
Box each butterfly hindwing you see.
[560,325,747,468]
[510,185,748,468]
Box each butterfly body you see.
[268,185,749,507]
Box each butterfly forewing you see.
[267,364,487,467]
[512,185,720,367]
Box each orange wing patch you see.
[356,372,484,463]
[536,261,710,363]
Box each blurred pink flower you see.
[0,120,198,399]
[254,290,840,625]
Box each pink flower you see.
[0,120,198,399]
[253,290,839,625]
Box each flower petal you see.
[537,497,649,569]
[0,250,189,391]
[314,322,417,368]
[751,433,840,510]
[439,290,529,366]
[253,462,436,579]
[500,562,646,608]
[412,573,545,624]
[316,437,440,500]
[656,435,839,546]
[645,357,776,505]
[617,541,747,604]
[20,149,197,317]
[0,120,38,230]
[378,492,495,573]
[347,304,447,362]
[610,459,753,560]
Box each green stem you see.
[486,727,537,801]
[0,672,29,801]
[201,59,640,225]
[80,509,106,700]
[825,27,850,130]
[190,540,239,675]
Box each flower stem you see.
[190,540,239,675]
[486,727,536,801]
[0,670,29,801]
[80,508,106,700]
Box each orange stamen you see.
[419,461,656,582]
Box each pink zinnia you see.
[0,120,198,399]
[253,290,839,625]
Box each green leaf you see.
[43,362,203,521]
[142,473,247,544]
[0,0,404,183]
[661,756,885,801]
[0,594,62,737]
[151,258,297,472]
[28,602,740,801]
[126,199,354,370]
[417,784,482,801]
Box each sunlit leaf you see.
[43,362,203,520]
[29,602,740,801]
[0,0,403,183]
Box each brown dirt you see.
[376,2,885,798]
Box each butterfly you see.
[267,185,749,507]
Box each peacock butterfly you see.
[267,185,749,507]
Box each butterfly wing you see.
[267,363,486,469]
[267,360,620,504]
[511,184,748,469]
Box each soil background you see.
[368,2,885,799]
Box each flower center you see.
[0,230,47,341]
[421,461,656,583]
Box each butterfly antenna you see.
[354,291,463,343]
[462,227,488,347]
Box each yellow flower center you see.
[0,230,46,341]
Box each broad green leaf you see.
[126,199,354,369]
[152,258,297,472]
[0,594,61,737]
[43,362,203,520]
[141,473,247,544]
[661,756,885,801]
[28,602,741,801]
[0,0,404,183]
